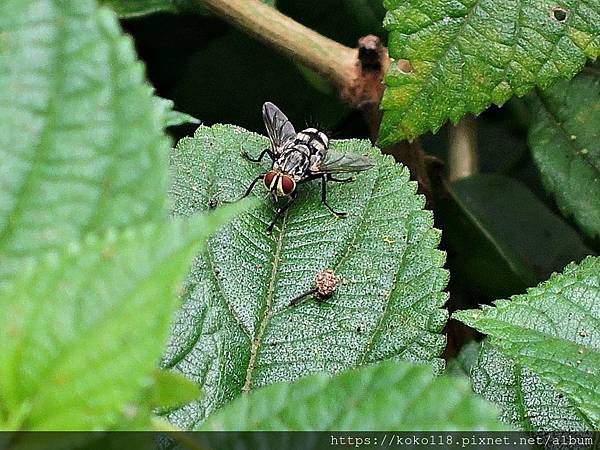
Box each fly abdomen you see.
[295,128,329,156]
[295,128,328,172]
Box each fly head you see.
[264,170,297,197]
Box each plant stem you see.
[448,115,478,181]
[200,0,356,89]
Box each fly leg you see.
[328,174,355,183]
[242,148,274,162]
[239,174,265,199]
[221,174,264,205]
[267,191,298,233]
[320,175,347,217]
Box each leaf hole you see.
[551,6,568,22]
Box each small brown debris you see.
[289,268,340,306]
[208,197,219,209]
[315,268,339,299]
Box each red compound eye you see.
[280,175,296,195]
[264,171,277,190]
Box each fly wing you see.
[317,150,376,174]
[262,102,296,155]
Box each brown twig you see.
[200,0,356,90]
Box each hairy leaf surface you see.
[165,124,448,427]
[0,203,247,430]
[471,340,590,430]
[454,256,600,427]
[380,0,600,144]
[528,72,600,239]
[200,360,505,431]
[0,0,170,281]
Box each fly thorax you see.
[277,148,309,178]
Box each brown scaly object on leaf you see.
[289,268,339,306]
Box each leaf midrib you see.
[0,4,64,253]
[242,206,289,392]
[447,180,534,285]
[512,363,535,431]
[242,162,386,389]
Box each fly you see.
[239,102,375,232]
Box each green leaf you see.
[165,124,448,428]
[164,110,200,128]
[471,339,591,430]
[0,0,170,282]
[528,72,600,240]
[155,96,200,128]
[200,360,506,431]
[379,0,600,144]
[437,174,593,298]
[144,369,202,411]
[454,256,600,428]
[0,203,248,430]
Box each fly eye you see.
[264,171,277,190]
[281,175,296,195]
